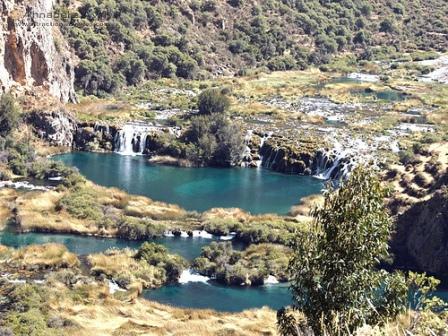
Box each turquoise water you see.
[53,152,323,214]
[352,88,407,102]
[0,231,224,260]
[144,282,291,312]
[0,230,290,311]
[1,231,446,312]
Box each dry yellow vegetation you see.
[0,188,17,229]
[53,291,279,336]
[4,243,79,270]
[88,249,165,290]
[289,194,325,219]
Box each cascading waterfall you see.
[241,130,254,167]
[313,139,373,181]
[314,145,352,181]
[257,132,273,168]
[114,123,155,155]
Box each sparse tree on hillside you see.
[197,89,230,115]
[0,94,20,137]
[278,167,408,335]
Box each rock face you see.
[391,187,448,281]
[260,137,317,174]
[0,0,76,103]
[27,111,117,150]
[27,110,77,147]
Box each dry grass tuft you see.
[88,249,165,289]
[12,243,79,270]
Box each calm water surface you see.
[5,152,444,312]
[53,152,323,214]
[0,230,290,311]
[0,231,225,260]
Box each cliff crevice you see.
[0,0,76,103]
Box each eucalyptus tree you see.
[278,167,408,335]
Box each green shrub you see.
[136,242,187,282]
[197,89,230,115]
[398,149,416,165]
[192,242,290,286]
[5,309,49,336]
[185,113,245,166]
[117,217,165,240]
[0,94,20,137]
[280,168,408,334]
[58,188,103,220]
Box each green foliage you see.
[5,309,49,336]
[1,284,62,336]
[197,89,230,115]
[28,160,85,189]
[0,94,20,137]
[75,60,123,96]
[398,149,414,165]
[282,167,408,335]
[408,272,447,312]
[61,0,448,97]
[185,113,245,166]
[267,56,296,71]
[136,242,187,282]
[6,142,35,176]
[192,242,290,286]
[58,188,103,220]
[407,272,448,335]
[116,217,165,240]
[380,18,396,33]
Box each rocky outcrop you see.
[259,136,320,175]
[27,111,117,150]
[391,187,448,281]
[75,122,117,152]
[0,0,76,103]
[27,110,77,147]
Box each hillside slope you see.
[57,0,448,96]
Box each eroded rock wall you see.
[27,110,118,150]
[392,187,448,281]
[0,0,76,103]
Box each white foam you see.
[178,269,210,284]
[192,230,213,239]
[220,232,237,241]
[0,181,50,191]
[264,275,279,285]
[347,73,380,82]
[108,280,126,294]
[8,279,26,284]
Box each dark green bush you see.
[197,89,230,115]
[136,242,187,282]
[0,94,20,137]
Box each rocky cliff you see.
[392,186,448,281]
[27,110,117,151]
[0,0,76,103]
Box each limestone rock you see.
[27,110,77,147]
[0,0,76,103]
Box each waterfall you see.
[113,122,155,155]
[257,132,273,168]
[314,146,349,181]
[241,130,254,167]
[313,139,372,181]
